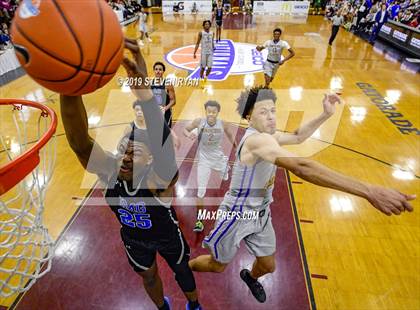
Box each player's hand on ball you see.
[122,37,153,101]
[256,46,262,52]
[160,106,165,113]
[322,93,341,116]
[366,185,415,216]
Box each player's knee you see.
[173,262,197,292]
[140,271,159,287]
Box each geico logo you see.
[294,5,309,9]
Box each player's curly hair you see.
[203,20,211,27]
[204,100,221,112]
[236,86,277,119]
[273,28,282,34]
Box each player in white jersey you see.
[256,28,295,87]
[183,101,237,232]
[137,7,152,46]
[193,20,215,83]
[189,86,415,303]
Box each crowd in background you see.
[1,0,419,52]
[0,0,145,52]
[108,0,143,20]
[0,0,19,51]
[325,0,419,35]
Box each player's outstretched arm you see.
[193,32,202,58]
[122,38,178,186]
[60,95,116,176]
[183,118,201,140]
[275,93,341,145]
[245,133,416,216]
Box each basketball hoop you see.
[0,99,57,297]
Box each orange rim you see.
[0,99,57,196]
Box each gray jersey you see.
[224,127,277,210]
[263,39,290,62]
[200,30,214,55]
[197,118,224,162]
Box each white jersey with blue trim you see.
[200,30,214,55]
[197,118,225,162]
[223,127,277,210]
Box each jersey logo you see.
[118,198,152,229]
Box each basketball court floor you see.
[0,12,419,310]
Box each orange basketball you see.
[10,0,124,96]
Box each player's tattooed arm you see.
[274,93,341,145]
[193,32,202,58]
[183,118,201,140]
[60,95,116,176]
[245,133,415,216]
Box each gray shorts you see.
[263,60,280,78]
[202,204,276,264]
[201,53,213,68]
[139,24,147,33]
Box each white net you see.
[0,101,56,297]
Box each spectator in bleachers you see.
[0,26,10,51]
[355,0,372,31]
[369,3,390,43]
[400,9,414,23]
[408,14,419,28]
[389,1,401,19]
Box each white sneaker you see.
[138,40,144,46]
[147,37,152,43]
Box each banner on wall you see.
[253,1,310,15]
[379,21,420,58]
[162,0,213,14]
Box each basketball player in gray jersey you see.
[256,28,295,87]
[183,101,237,232]
[189,86,415,303]
[193,20,215,84]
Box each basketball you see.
[10,0,124,96]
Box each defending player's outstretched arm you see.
[274,93,341,145]
[122,38,178,186]
[243,133,416,216]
